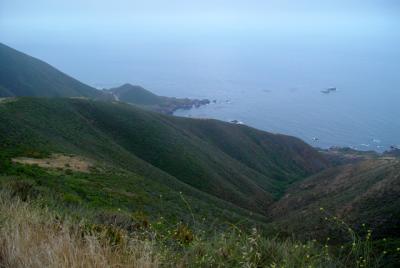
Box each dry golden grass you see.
[0,193,159,268]
[0,190,388,268]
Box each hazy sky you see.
[1,0,399,92]
[1,1,399,36]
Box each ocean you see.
[170,37,400,152]
[3,25,399,152]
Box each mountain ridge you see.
[0,42,209,114]
[0,43,106,99]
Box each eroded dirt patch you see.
[12,154,93,173]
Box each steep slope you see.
[176,118,328,187]
[268,158,400,239]
[109,83,210,114]
[0,43,106,99]
[0,97,328,214]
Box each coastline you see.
[173,103,399,154]
[160,98,210,115]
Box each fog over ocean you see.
[2,0,399,151]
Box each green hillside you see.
[0,43,106,99]
[2,98,398,266]
[0,97,328,214]
[268,158,400,240]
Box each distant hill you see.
[0,43,107,99]
[0,43,209,114]
[108,83,210,114]
[109,84,169,105]
[384,147,400,157]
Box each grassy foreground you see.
[0,189,389,268]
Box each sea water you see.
[3,24,399,152]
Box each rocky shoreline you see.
[159,98,210,115]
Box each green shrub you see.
[62,193,82,205]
